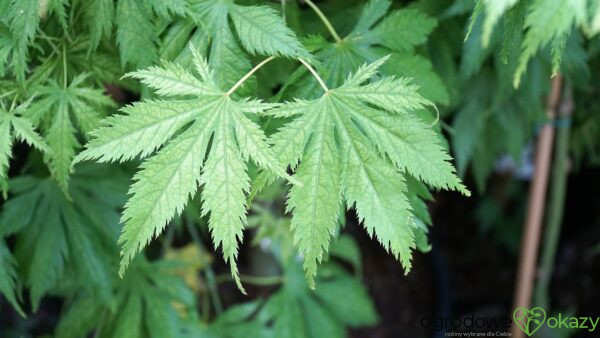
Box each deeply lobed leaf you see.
[264,57,468,285]
[78,49,293,288]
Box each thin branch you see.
[304,0,342,43]
[298,58,329,92]
[226,56,275,96]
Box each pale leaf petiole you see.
[298,58,329,93]
[226,56,276,96]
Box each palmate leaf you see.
[26,74,113,193]
[0,167,125,311]
[264,57,468,286]
[74,50,294,290]
[221,258,378,338]
[55,258,196,338]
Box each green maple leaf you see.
[74,48,294,291]
[27,35,123,90]
[262,57,469,287]
[26,74,113,193]
[210,255,378,338]
[0,167,125,311]
[55,257,195,338]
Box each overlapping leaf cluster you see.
[77,50,466,290]
[0,0,471,333]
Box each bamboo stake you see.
[534,85,574,309]
[511,75,562,338]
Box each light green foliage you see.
[265,57,468,286]
[448,0,586,190]
[26,74,113,192]
[148,0,189,18]
[114,0,189,67]
[367,8,437,51]
[592,1,600,35]
[0,0,71,79]
[75,51,292,289]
